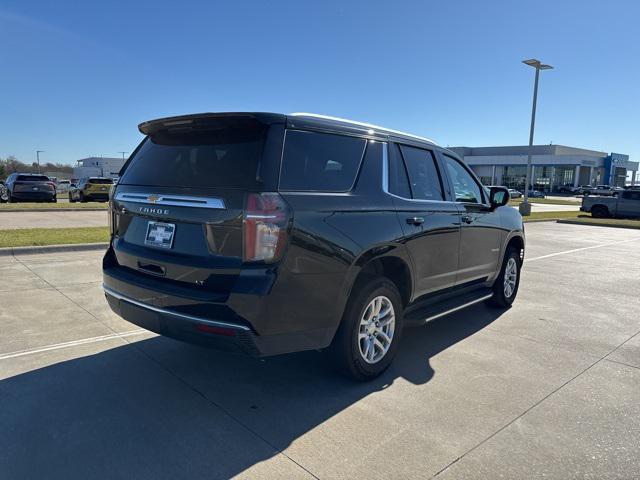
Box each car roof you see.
[138,112,442,150]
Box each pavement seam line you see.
[524,238,640,263]
[11,256,321,480]
[431,324,640,479]
[0,330,147,360]
[602,358,640,371]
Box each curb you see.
[0,208,107,213]
[556,219,640,230]
[0,242,109,257]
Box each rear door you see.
[110,116,283,298]
[387,143,460,297]
[439,153,501,285]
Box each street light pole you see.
[519,59,553,216]
[118,151,127,160]
[36,150,45,174]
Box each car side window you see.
[623,191,640,200]
[388,145,411,198]
[398,145,444,201]
[443,155,484,203]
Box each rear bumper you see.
[103,284,261,355]
[85,192,110,200]
[102,261,337,356]
[11,191,55,200]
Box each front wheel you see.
[488,248,521,308]
[328,277,404,381]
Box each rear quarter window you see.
[279,130,366,192]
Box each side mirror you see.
[489,186,509,209]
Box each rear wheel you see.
[591,205,609,218]
[328,277,404,381]
[488,248,521,308]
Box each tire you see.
[488,248,521,308]
[591,205,609,218]
[79,192,87,203]
[328,277,404,381]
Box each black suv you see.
[103,113,524,380]
[5,173,57,202]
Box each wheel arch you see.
[344,245,414,310]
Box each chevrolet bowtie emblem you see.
[147,194,160,204]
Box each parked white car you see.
[55,179,72,194]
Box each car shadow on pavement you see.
[0,304,504,479]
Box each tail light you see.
[47,182,56,190]
[243,193,291,263]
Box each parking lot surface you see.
[0,210,108,229]
[0,222,638,479]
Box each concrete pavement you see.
[0,210,108,229]
[0,223,639,479]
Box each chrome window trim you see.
[103,284,251,332]
[114,192,226,209]
[382,143,451,205]
[289,112,436,145]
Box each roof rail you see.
[289,112,436,145]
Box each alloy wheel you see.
[503,258,518,298]
[358,296,395,364]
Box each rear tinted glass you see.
[119,125,268,189]
[279,130,366,192]
[89,178,113,184]
[16,175,49,182]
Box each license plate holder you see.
[144,221,176,249]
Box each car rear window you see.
[119,124,268,189]
[89,178,113,184]
[16,175,49,182]
[279,130,366,192]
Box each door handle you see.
[461,214,473,224]
[406,217,425,226]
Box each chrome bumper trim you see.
[102,284,251,332]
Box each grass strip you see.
[522,211,582,222]
[509,198,580,206]
[0,227,110,248]
[0,202,108,210]
[557,217,640,230]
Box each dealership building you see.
[450,145,637,192]
[73,157,125,180]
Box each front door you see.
[440,154,501,285]
[618,191,640,218]
[386,143,460,297]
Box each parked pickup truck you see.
[581,190,640,218]
[582,185,624,197]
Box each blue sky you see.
[1,0,638,166]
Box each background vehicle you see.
[508,188,523,198]
[557,185,579,193]
[4,173,56,202]
[69,177,113,202]
[0,181,8,203]
[581,190,640,218]
[0,182,8,203]
[527,189,546,198]
[103,112,525,380]
[583,185,623,196]
[55,179,72,194]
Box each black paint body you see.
[103,113,525,356]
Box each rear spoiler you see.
[138,112,286,135]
